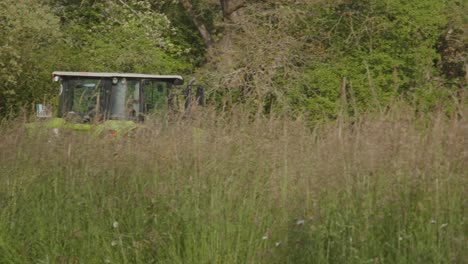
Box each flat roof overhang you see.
[52,71,184,85]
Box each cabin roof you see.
[52,71,184,84]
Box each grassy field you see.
[0,107,466,263]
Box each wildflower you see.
[262,235,268,240]
[398,236,403,241]
[275,241,281,247]
[440,223,448,229]
[113,221,119,228]
[105,258,111,263]
[296,219,305,226]
[430,219,436,224]
[111,240,118,247]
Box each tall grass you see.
[0,106,466,263]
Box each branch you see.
[220,0,245,18]
[117,0,139,16]
[180,0,212,47]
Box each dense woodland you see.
[0,0,466,118]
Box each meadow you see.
[0,106,466,263]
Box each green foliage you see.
[0,0,465,118]
[0,0,62,115]
[52,0,192,73]
[159,0,209,66]
[288,0,453,118]
[290,67,341,119]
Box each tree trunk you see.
[180,0,246,48]
[220,0,245,19]
[180,0,212,47]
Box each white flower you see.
[430,219,436,224]
[262,235,268,240]
[275,241,281,247]
[111,240,118,246]
[296,220,305,226]
[398,236,403,241]
[440,223,448,229]
[113,221,119,228]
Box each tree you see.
[288,0,451,117]
[180,0,213,47]
[220,0,245,18]
[179,0,245,47]
[437,0,467,85]
[0,0,62,115]
[48,0,192,73]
